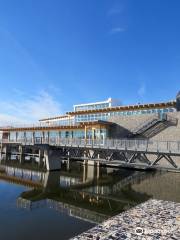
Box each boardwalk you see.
[2,138,180,154]
[1,138,180,171]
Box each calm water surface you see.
[0,160,179,240]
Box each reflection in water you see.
[0,159,179,240]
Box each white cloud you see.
[138,84,146,98]
[0,90,62,126]
[110,27,125,34]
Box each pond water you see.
[0,160,179,240]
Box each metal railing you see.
[132,114,160,134]
[1,137,180,154]
[165,114,178,125]
[132,113,178,135]
[0,121,79,130]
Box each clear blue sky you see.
[0,0,180,123]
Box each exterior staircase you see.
[132,113,178,138]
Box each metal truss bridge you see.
[1,138,180,171]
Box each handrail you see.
[132,113,178,135]
[1,138,180,154]
[0,122,80,130]
[132,115,160,134]
[165,114,178,125]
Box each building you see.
[0,93,180,143]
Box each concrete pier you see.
[71,199,180,240]
[44,149,61,171]
[0,143,62,171]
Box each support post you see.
[19,145,24,164]
[83,163,87,183]
[38,149,43,167]
[4,145,8,161]
[97,161,100,179]
[85,126,87,144]
[44,148,61,171]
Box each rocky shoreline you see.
[71,199,180,240]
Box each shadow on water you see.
[0,154,180,240]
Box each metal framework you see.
[1,138,180,171]
[59,146,179,170]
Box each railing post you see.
[146,140,148,151]
[178,141,180,152]
[135,139,138,150]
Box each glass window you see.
[17,132,25,140]
[10,132,16,141]
[49,131,58,138]
[26,132,33,139]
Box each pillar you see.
[38,149,43,167]
[44,149,49,170]
[66,159,70,171]
[42,132,45,144]
[87,162,95,180]
[33,132,35,145]
[84,151,87,159]
[85,126,87,144]
[83,162,87,183]
[44,149,61,171]
[16,132,18,142]
[0,143,3,163]
[83,159,87,165]
[24,132,26,144]
[97,161,100,180]
[0,142,3,155]
[47,131,50,144]
[4,145,7,160]
[19,145,24,164]
[92,128,94,144]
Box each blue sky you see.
[0,0,180,123]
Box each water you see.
[0,160,179,240]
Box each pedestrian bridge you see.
[1,138,180,171]
[2,138,180,154]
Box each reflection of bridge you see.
[1,162,178,227]
[17,198,107,224]
[0,164,156,195]
[0,166,45,188]
[0,164,153,223]
[0,164,157,196]
[1,138,180,171]
[76,171,157,198]
[111,171,156,193]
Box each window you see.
[10,132,16,141]
[17,132,25,140]
[26,132,33,140]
